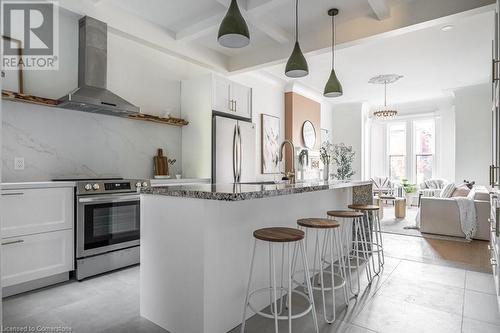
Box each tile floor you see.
[3,234,499,333]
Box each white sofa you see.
[420,186,490,241]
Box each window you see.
[414,120,435,184]
[388,123,406,181]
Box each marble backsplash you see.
[2,102,181,182]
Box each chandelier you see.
[369,74,403,120]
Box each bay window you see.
[414,119,435,184]
[385,118,436,183]
[388,123,406,181]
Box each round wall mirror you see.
[302,121,316,149]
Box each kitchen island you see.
[140,180,372,333]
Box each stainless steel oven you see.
[70,178,149,280]
[77,193,140,258]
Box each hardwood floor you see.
[382,232,491,273]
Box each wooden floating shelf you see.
[2,90,59,106]
[2,90,189,127]
[128,113,189,127]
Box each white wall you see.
[2,9,208,182]
[332,103,364,180]
[454,83,491,185]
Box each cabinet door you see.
[212,76,231,113]
[231,82,252,119]
[1,229,74,287]
[1,187,74,238]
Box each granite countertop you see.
[141,180,372,201]
[149,178,211,187]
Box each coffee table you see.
[376,195,407,219]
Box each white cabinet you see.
[1,185,74,293]
[211,75,252,119]
[181,74,253,179]
[230,81,252,119]
[2,187,73,238]
[1,229,74,287]
[212,75,231,113]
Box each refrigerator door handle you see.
[238,125,242,182]
[232,124,238,183]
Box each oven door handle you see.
[78,195,140,204]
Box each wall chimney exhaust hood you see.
[58,16,140,116]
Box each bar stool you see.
[241,227,319,333]
[326,210,371,296]
[294,218,349,324]
[348,204,384,276]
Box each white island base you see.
[140,182,372,333]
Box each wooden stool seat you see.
[348,204,380,211]
[297,218,340,229]
[327,210,364,218]
[253,227,305,242]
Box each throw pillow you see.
[440,183,456,198]
[452,184,471,197]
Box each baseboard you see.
[2,272,70,298]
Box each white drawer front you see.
[1,229,74,287]
[2,187,73,238]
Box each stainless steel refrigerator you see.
[212,115,256,183]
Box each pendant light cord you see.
[295,0,299,42]
[331,13,335,69]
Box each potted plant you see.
[400,178,417,204]
[331,143,355,180]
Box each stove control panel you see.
[77,179,150,195]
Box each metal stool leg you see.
[241,240,257,333]
[351,218,361,296]
[364,211,377,279]
[334,227,349,306]
[287,243,292,333]
[355,216,372,285]
[376,212,385,266]
[318,229,335,324]
[299,240,319,333]
[270,243,279,332]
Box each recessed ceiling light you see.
[441,25,454,32]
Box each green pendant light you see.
[218,0,250,48]
[324,8,343,98]
[285,0,308,78]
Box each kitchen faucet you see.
[279,140,296,183]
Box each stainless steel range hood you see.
[58,16,139,116]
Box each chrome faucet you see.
[279,140,296,182]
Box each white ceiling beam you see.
[56,0,229,72]
[175,0,291,44]
[367,0,391,20]
[229,0,495,72]
[175,13,224,42]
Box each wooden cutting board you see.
[153,148,169,176]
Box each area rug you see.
[379,206,421,237]
[379,206,471,242]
